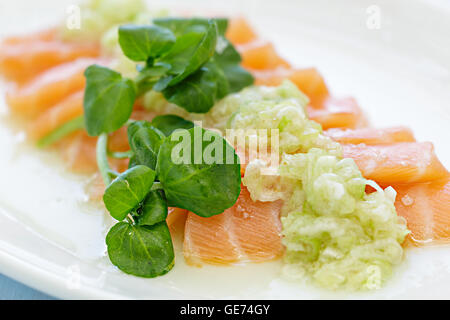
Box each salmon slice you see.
[0,40,99,83]
[239,41,291,70]
[167,207,188,236]
[343,142,448,185]
[6,58,100,118]
[394,177,450,245]
[325,126,416,145]
[226,17,258,45]
[2,28,57,45]
[28,91,84,141]
[253,67,329,108]
[57,131,128,174]
[307,96,368,129]
[183,187,284,266]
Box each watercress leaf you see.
[153,20,218,90]
[134,65,170,95]
[161,61,229,113]
[214,41,254,93]
[150,114,194,136]
[135,190,168,226]
[128,155,138,169]
[118,24,176,61]
[83,65,136,136]
[156,127,241,217]
[103,165,156,221]
[154,17,228,36]
[127,121,165,170]
[106,221,174,278]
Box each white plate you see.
[0,0,449,299]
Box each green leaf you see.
[134,65,170,95]
[106,221,174,278]
[83,65,136,136]
[214,41,254,93]
[154,17,228,36]
[156,127,241,217]
[135,190,168,226]
[153,20,218,90]
[151,114,195,136]
[118,24,176,62]
[103,165,156,221]
[161,61,228,113]
[127,121,165,170]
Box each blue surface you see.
[0,273,55,300]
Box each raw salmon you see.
[239,41,291,70]
[6,58,100,118]
[307,97,368,129]
[394,177,450,245]
[343,142,448,185]
[0,40,99,83]
[325,126,416,145]
[226,17,258,45]
[167,207,188,236]
[183,186,284,266]
[2,28,57,45]
[57,131,128,174]
[253,67,329,108]
[28,91,84,141]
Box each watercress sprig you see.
[83,17,253,137]
[99,119,240,278]
[79,18,249,278]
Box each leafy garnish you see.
[154,17,228,36]
[75,17,251,279]
[82,17,253,133]
[103,165,156,221]
[153,20,217,90]
[156,127,241,217]
[118,25,176,62]
[161,61,229,113]
[135,190,168,226]
[83,65,136,136]
[106,221,174,278]
[127,121,165,170]
[150,114,195,136]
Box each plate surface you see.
[0,0,449,299]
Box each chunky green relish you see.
[194,80,408,290]
[142,51,410,290]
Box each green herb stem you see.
[108,150,133,159]
[150,181,163,191]
[97,133,114,185]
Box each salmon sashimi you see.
[343,142,448,185]
[183,187,284,265]
[226,17,258,45]
[28,91,84,141]
[325,126,416,145]
[57,131,128,174]
[167,207,188,236]
[0,40,99,83]
[6,58,101,118]
[2,28,57,45]
[239,41,291,70]
[253,67,330,108]
[394,177,450,245]
[307,96,368,129]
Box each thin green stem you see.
[37,116,84,148]
[97,133,115,186]
[150,182,163,191]
[108,150,133,159]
